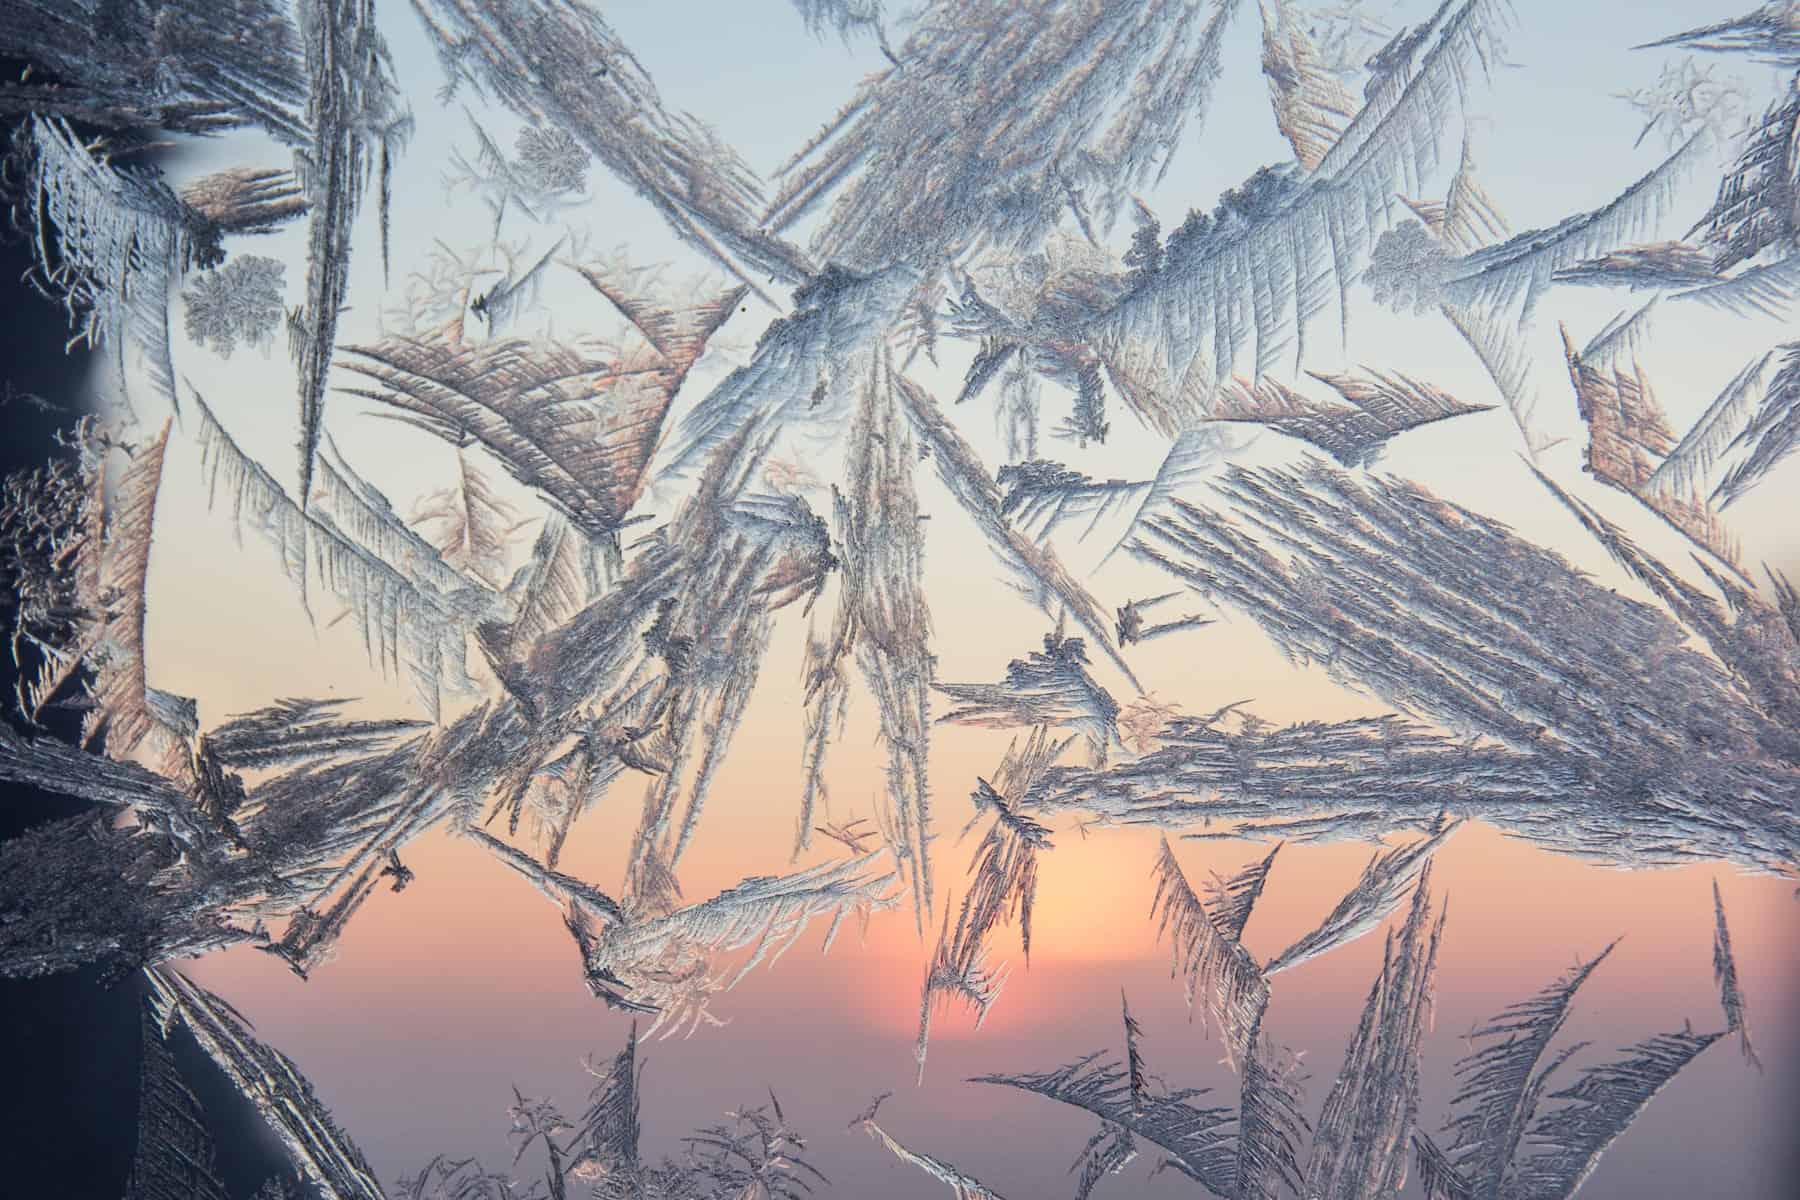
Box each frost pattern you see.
[0,4,1791,1197]
[184,255,287,358]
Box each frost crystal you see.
[1365,220,1453,314]
[514,124,591,196]
[1616,57,1749,151]
[183,255,287,357]
[0,4,1791,1196]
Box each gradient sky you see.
[79,0,1800,1196]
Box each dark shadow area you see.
[0,112,294,1200]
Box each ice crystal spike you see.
[1638,4,1800,66]
[970,1011,1238,1196]
[1262,820,1457,977]
[127,1004,232,1200]
[1204,842,1283,944]
[1440,134,1708,450]
[1302,862,1445,1199]
[935,627,1118,764]
[16,119,195,414]
[897,373,1142,690]
[191,391,489,720]
[804,351,936,920]
[412,0,813,292]
[1259,0,1357,171]
[179,168,310,236]
[790,0,896,58]
[399,1023,831,1197]
[1234,1038,1311,1200]
[1563,322,1749,576]
[915,729,1063,1079]
[1102,0,1510,396]
[495,845,898,1035]
[769,0,1246,272]
[145,967,387,1200]
[1510,1027,1726,1199]
[1148,836,1270,1071]
[853,1095,1010,1200]
[342,278,733,546]
[1434,941,1620,1200]
[1711,878,1763,1071]
[1209,369,1493,467]
[1106,460,1800,874]
[291,0,411,506]
[0,0,306,137]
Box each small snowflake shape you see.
[1364,220,1452,315]
[183,255,286,358]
